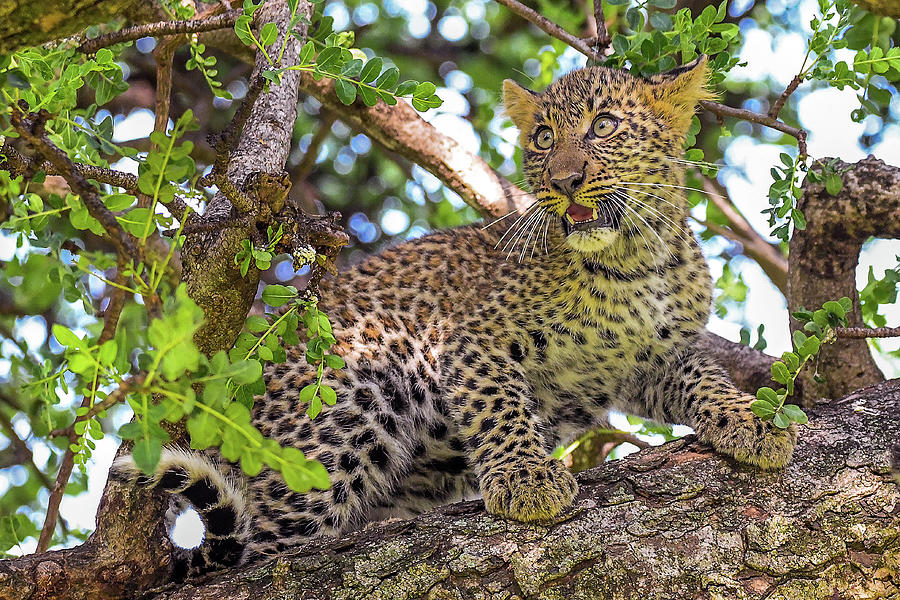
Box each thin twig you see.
[10,106,140,260]
[77,9,242,54]
[0,408,53,491]
[699,100,808,159]
[835,326,900,339]
[0,406,71,536]
[2,142,139,191]
[1,142,189,221]
[36,263,133,551]
[37,374,143,551]
[769,74,802,119]
[585,0,611,54]
[494,0,604,62]
[198,75,268,213]
[99,258,128,344]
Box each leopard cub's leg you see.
[640,345,797,469]
[449,355,577,521]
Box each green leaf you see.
[298,384,317,403]
[824,173,842,195]
[792,330,808,349]
[773,411,791,429]
[225,359,263,385]
[260,22,278,47]
[799,335,821,357]
[245,315,270,332]
[750,399,775,419]
[187,412,220,449]
[771,361,791,385]
[52,324,82,348]
[359,57,383,83]
[781,404,808,424]
[335,78,357,105]
[375,67,399,91]
[320,384,337,405]
[822,300,846,319]
[324,354,345,369]
[261,284,298,307]
[133,437,162,474]
[781,351,800,372]
[299,40,316,65]
[756,387,779,405]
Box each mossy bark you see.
[0,0,162,53]
[140,381,900,600]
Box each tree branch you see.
[10,105,139,261]
[792,156,900,400]
[494,0,605,62]
[699,100,808,159]
[137,380,900,599]
[836,326,900,339]
[77,9,242,54]
[701,177,788,293]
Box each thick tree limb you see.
[792,156,900,400]
[138,380,900,600]
[297,74,534,220]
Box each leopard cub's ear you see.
[646,55,716,133]
[502,79,540,134]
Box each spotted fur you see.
[123,59,796,576]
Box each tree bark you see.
[0,0,165,53]
[0,3,313,598]
[136,380,900,600]
[792,156,900,400]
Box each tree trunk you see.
[132,380,899,600]
[792,156,900,400]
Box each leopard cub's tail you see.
[112,447,252,579]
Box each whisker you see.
[616,180,728,200]
[505,207,544,261]
[482,200,537,231]
[493,203,540,250]
[520,210,543,263]
[613,190,674,259]
[612,187,690,238]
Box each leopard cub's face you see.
[503,58,713,254]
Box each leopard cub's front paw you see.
[480,458,578,521]
[696,397,798,469]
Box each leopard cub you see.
[116,56,796,577]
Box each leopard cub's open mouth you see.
[561,202,618,236]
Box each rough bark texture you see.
[792,156,900,400]
[182,0,308,357]
[0,4,312,599]
[0,0,163,53]
[138,380,900,600]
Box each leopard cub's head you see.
[503,58,714,255]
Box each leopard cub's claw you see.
[481,458,578,521]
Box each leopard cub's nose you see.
[550,172,585,197]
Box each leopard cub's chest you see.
[523,269,697,394]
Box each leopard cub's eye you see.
[534,126,554,150]
[591,115,619,138]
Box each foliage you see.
[751,297,852,428]
[0,0,897,555]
